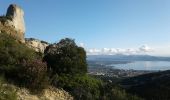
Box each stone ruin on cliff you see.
[0,4,25,43]
[0,4,49,52]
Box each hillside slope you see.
[0,33,73,100]
[0,82,73,100]
[121,70,170,100]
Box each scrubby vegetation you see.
[43,38,143,100]
[0,33,143,100]
[44,38,87,75]
[101,82,143,100]
[18,59,49,92]
[51,74,102,100]
[43,38,101,99]
[121,70,170,100]
[0,15,12,24]
[0,76,17,100]
[0,33,48,93]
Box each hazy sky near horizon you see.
[0,0,170,56]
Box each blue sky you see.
[0,0,170,56]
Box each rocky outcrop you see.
[0,4,25,42]
[1,83,73,100]
[17,87,73,100]
[6,4,25,34]
[25,38,49,53]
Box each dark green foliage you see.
[0,14,12,20]
[43,38,143,100]
[44,38,87,75]
[43,38,102,99]
[0,34,148,99]
[121,70,170,100]
[51,74,143,100]
[0,33,39,77]
[100,82,143,100]
[0,33,48,92]
[0,33,38,62]
[0,15,9,24]
[41,40,49,44]
[0,33,38,77]
[51,74,102,100]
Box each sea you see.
[109,61,170,71]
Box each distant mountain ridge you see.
[87,54,170,61]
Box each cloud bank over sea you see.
[86,44,153,55]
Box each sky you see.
[0,0,170,56]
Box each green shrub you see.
[0,33,47,92]
[51,74,102,100]
[44,38,87,76]
[101,82,143,100]
[0,33,40,77]
[0,33,39,70]
[0,15,8,24]
[111,87,142,100]
[43,38,101,99]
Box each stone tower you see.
[6,4,25,42]
[0,4,25,43]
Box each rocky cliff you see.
[25,38,49,53]
[0,4,49,52]
[0,4,25,42]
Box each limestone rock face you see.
[0,4,25,42]
[25,38,49,53]
[6,4,25,34]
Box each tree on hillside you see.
[43,38,87,75]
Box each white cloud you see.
[139,44,153,52]
[102,48,110,53]
[88,48,101,55]
[79,43,85,47]
[125,48,137,54]
[110,48,117,53]
[87,44,154,55]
